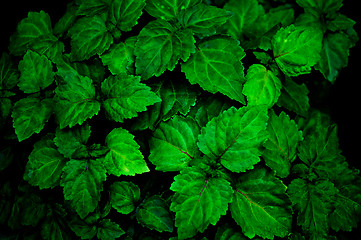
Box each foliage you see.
[0,0,360,239]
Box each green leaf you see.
[12,97,53,142]
[230,167,292,239]
[214,224,244,240]
[54,2,78,36]
[24,137,66,189]
[288,179,337,239]
[101,74,161,122]
[263,111,303,178]
[135,19,196,80]
[68,15,113,61]
[19,194,47,227]
[170,167,233,239]
[178,4,232,36]
[54,124,91,158]
[107,0,146,32]
[149,115,200,172]
[223,0,264,40]
[69,214,97,239]
[76,0,111,17]
[104,128,149,176]
[41,204,71,240]
[55,66,101,129]
[181,36,246,104]
[296,0,343,16]
[61,159,107,219]
[136,195,173,232]
[8,11,53,56]
[0,52,19,90]
[327,14,356,32]
[315,32,353,83]
[30,35,65,63]
[17,50,54,94]
[197,106,268,173]
[272,25,323,76]
[243,64,282,108]
[100,36,136,75]
[109,181,140,214]
[277,76,310,117]
[145,0,201,20]
[97,219,125,240]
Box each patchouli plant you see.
[0,0,360,239]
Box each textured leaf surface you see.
[315,32,353,83]
[145,0,201,20]
[61,159,107,219]
[8,11,53,56]
[181,36,246,104]
[97,219,125,240]
[55,68,101,129]
[12,97,53,142]
[136,195,173,232]
[104,128,149,176]
[243,64,282,108]
[101,74,161,122]
[178,4,232,36]
[149,116,200,172]
[24,137,66,189]
[170,167,233,239]
[135,19,195,80]
[296,0,342,15]
[18,50,54,94]
[0,53,19,90]
[68,16,113,61]
[197,106,268,173]
[262,111,303,178]
[272,25,323,76]
[230,168,292,239]
[109,181,140,214]
[107,0,146,32]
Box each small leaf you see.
[145,0,201,20]
[104,128,149,176]
[97,219,125,240]
[17,50,54,94]
[136,195,173,233]
[0,52,19,90]
[109,181,140,214]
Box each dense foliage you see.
[0,0,360,239]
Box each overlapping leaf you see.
[109,181,140,214]
[145,0,201,20]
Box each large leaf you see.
[101,74,161,122]
[230,167,292,239]
[24,137,66,189]
[12,97,53,142]
[107,0,146,32]
[315,32,353,83]
[170,167,233,239]
[178,4,232,36]
[109,181,140,214]
[272,25,323,76]
[68,15,113,61]
[17,50,54,94]
[104,128,149,176]
[135,19,195,80]
[181,36,246,104]
[61,159,107,219]
[149,115,200,172]
[8,11,53,56]
[262,111,303,178]
[136,195,173,232]
[145,0,201,20]
[197,106,268,173]
[243,64,282,108]
[55,66,101,129]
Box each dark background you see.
[0,0,360,169]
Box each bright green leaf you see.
[181,36,246,104]
[104,128,149,176]
[197,106,268,173]
[272,25,323,76]
[101,74,161,122]
[230,167,292,239]
[170,167,233,239]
